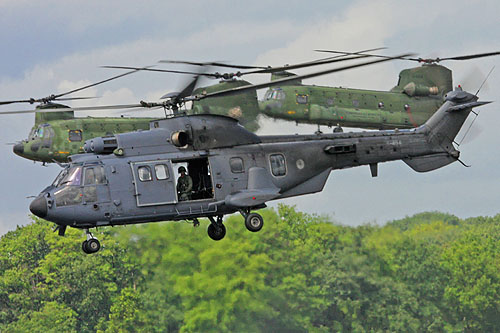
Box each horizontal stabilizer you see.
[448,101,491,112]
[404,153,456,172]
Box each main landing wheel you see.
[207,223,226,241]
[82,238,100,254]
[82,229,101,254]
[245,212,264,232]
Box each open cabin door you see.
[131,160,177,207]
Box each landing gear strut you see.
[240,209,264,232]
[207,215,226,241]
[82,229,100,254]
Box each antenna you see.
[456,66,494,146]
[475,66,495,96]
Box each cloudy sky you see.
[0,0,499,234]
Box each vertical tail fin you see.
[405,87,491,172]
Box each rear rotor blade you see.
[159,60,268,70]
[439,51,500,61]
[194,53,415,100]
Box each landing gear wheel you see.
[82,240,89,253]
[245,213,264,232]
[207,223,226,241]
[87,238,101,253]
[82,238,100,254]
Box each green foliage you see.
[1,209,500,332]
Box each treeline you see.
[1,206,499,332]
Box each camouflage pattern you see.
[259,64,452,130]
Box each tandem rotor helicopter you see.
[2,49,498,165]
[0,52,380,164]
[22,54,491,254]
[144,49,499,131]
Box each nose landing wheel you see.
[82,229,101,254]
[207,215,226,241]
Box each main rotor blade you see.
[159,60,268,70]
[0,66,150,106]
[101,65,222,78]
[193,53,415,100]
[438,51,500,61]
[53,65,154,99]
[309,47,387,63]
[315,49,399,61]
[107,55,376,80]
[0,104,146,115]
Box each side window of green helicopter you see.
[269,154,286,177]
[296,94,308,104]
[138,166,152,182]
[68,130,83,142]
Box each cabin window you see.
[155,164,170,180]
[270,154,286,177]
[138,166,152,182]
[352,100,359,108]
[84,166,106,185]
[296,94,308,104]
[68,130,83,142]
[229,157,244,173]
[327,98,334,106]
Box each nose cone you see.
[30,196,47,218]
[13,143,24,156]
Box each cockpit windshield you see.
[29,124,54,140]
[54,166,82,187]
[264,89,285,101]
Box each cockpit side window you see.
[58,166,82,187]
[264,90,273,100]
[84,166,106,185]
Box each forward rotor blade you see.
[101,65,222,78]
[0,104,146,115]
[0,66,150,106]
[53,65,154,99]
[0,99,35,105]
[194,53,415,100]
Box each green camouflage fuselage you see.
[259,85,443,129]
[16,115,152,163]
[259,64,452,129]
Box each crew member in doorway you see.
[177,166,192,201]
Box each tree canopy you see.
[1,206,499,332]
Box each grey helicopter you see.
[26,54,489,254]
